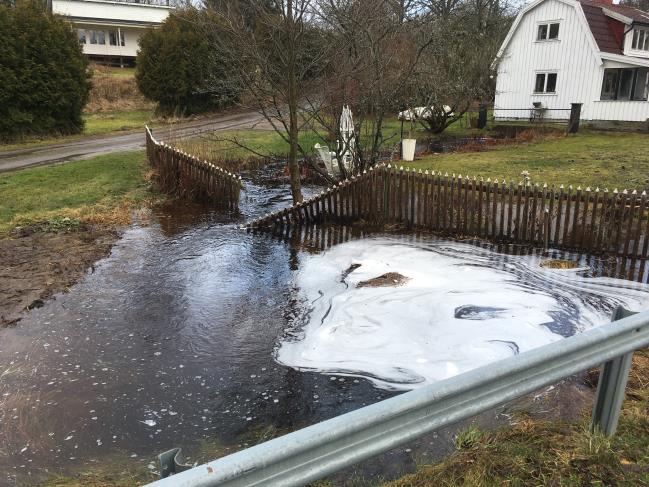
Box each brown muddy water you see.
[1,164,648,486]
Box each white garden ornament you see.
[314,105,356,176]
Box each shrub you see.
[136,9,238,115]
[0,0,90,140]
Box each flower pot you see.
[402,138,416,161]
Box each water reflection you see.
[0,163,645,485]
[0,169,394,485]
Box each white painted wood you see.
[624,36,649,59]
[53,0,171,59]
[495,0,649,122]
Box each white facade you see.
[52,0,172,61]
[494,0,649,122]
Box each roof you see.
[581,0,649,24]
[579,1,649,55]
[494,0,649,67]
[580,1,625,53]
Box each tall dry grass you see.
[85,66,153,114]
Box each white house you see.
[52,0,172,66]
[494,0,649,123]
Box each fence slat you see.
[238,161,649,273]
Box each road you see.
[0,111,267,173]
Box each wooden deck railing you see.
[145,126,242,208]
[247,164,649,260]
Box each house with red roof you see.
[493,0,649,123]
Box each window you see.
[601,69,618,100]
[107,29,125,46]
[618,69,634,99]
[632,27,649,51]
[77,29,86,44]
[600,68,649,101]
[537,22,560,41]
[633,68,649,100]
[537,24,547,40]
[549,23,559,39]
[534,72,557,93]
[89,30,106,45]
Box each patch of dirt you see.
[0,226,118,326]
[357,272,410,288]
[540,259,578,269]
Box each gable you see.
[495,0,601,65]
[581,2,624,54]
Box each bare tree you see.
[200,0,330,203]
[406,0,514,134]
[302,0,435,174]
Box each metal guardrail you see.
[147,306,648,487]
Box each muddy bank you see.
[0,226,118,326]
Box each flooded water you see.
[1,164,648,485]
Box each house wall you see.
[589,59,649,121]
[52,0,171,25]
[53,0,171,59]
[494,0,649,122]
[495,0,602,120]
[75,24,144,58]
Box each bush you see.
[136,9,238,115]
[0,0,90,140]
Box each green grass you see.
[173,117,409,162]
[404,130,649,192]
[38,457,156,487]
[84,110,154,136]
[92,66,136,78]
[385,349,649,487]
[178,121,649,193]
[0,151,150,232]
[173,129,324,161]
[0,110,155,152]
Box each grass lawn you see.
[0,151,151,232]
[385,349,649,487]
[176,121,649,192]
[404,130,649,192]
[173,129,324,160]
[84,110,154,136]
[172,117,410,161]
[0,110,155,152]
[91,66,136,78]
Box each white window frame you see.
[631,27,649,52]
[533,71,558,94]
[536,21,561,42]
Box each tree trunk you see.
[286,0,303,204]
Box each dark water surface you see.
[0,169,396,485]
[0,165,645,485]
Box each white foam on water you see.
[275,237,649,391]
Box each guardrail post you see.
[158,448,192,478]
[591,306,637,436]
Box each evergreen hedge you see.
[136,9,238,115]
[0,0,90,140]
